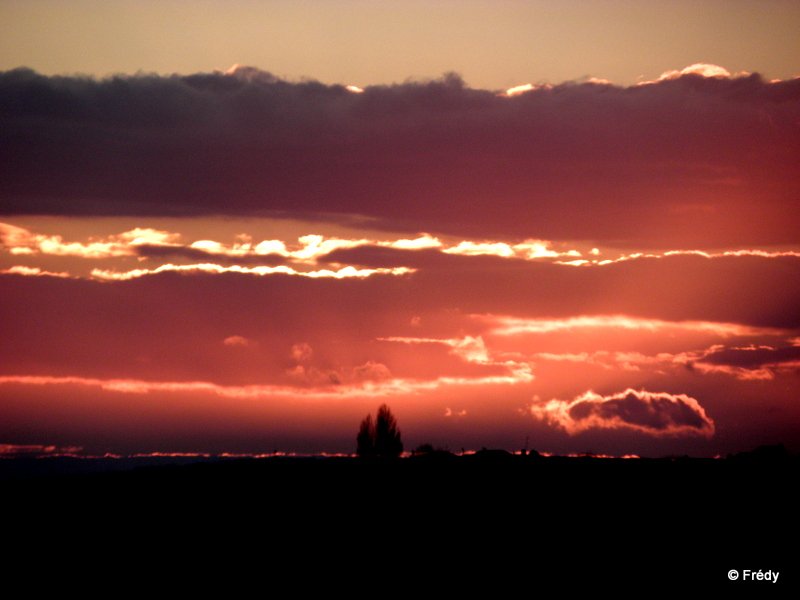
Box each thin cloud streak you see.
[484,315,785,338]
[89,263,415,281]
[1,265,70,278]
[0,362,534,399]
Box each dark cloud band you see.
[2,68,798,245]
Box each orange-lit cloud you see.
[0,357,533,400]
[504,83,538,96]
[3,222,586,269]
[0,222,181,258]
[0,444,82,458]
[378,335,534,386]
[560,249,800,267]
[529,389,715,438]
[530,345,800,381]
[7,222,799,287]
[657,63,732,81]
[484,315,782,338]
[223,335,256,348]
[1,265,70,278]
[444,408,467,418]
[442,239,580,259]
[384,235,442,250]
[381,335,484,363]
[289,342,313,363]
[90,263,415,280]
[442,241,515,258]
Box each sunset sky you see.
[1,1,799,457]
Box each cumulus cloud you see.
[530,389,715,438]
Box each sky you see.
[1,1,799,457]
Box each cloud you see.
[443,241,516,258]
[285,365,343,387]
[0,363,526,399]
[2,68,798,246]
[655,63,732,81]
[530,389,715,438]
[0,222,182,258]
[699,344,800,369]
[317,240,581,270]
[352,361,392,382]
[504,83,538,96]
[568,248,800,267]
[0,223,133,257]
[686,344,800,380]
[89,263,414,280]
[529,344,800,382]
[485,315,783,338]
[223,335,255,348]
[290,342,313,362]
[378,335,534,385]
[442,239,578,259]
[1,265,70,277]
[444,407,466,417]
[0,443,56,455]
[2,250,799,391]
[133,243,288,266]
[0,443,84,456]
[0,374,375,398]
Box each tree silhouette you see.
[357,413,374,457]
[356,404,403,458]
[375,404,403,458]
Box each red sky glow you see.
[2,3,799,457]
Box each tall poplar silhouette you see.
[357,413,374,457]
[356,404,403,458]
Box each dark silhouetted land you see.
[4,447,794,586]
